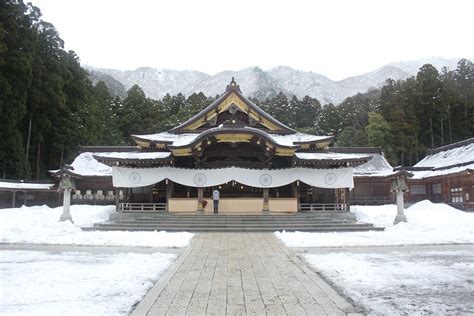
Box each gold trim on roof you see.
[171,148,192,156]
[215,134,253,143]
[181,92,282,131]
[135,139,167,149]
[276,148,296,156]
[316,141,331,149]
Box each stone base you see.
[393,214,408,225]
[59,213,73,223]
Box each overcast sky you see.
[31,0,473,80]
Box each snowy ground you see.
[0,205,194,315]
[0,204,193,247]
[276,200,474,247]
[305,248,474,315]
[0,250,175,315]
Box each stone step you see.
[115,219,352,224]
[83,225,383,232]
[95,221,365,228]
[84,212,382,232]
[117,212,351,219]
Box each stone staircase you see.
[82,212,384,232]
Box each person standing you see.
[212,188,220,214]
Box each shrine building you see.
[87,78,372,214]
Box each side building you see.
[330,147,394,205]
[406,138,474,211]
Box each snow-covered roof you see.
[134,132,199,147]
[411,163,474,180]
[270,132,331,146]
[414,141,474,169]
[134,126,331,148]
[410,139,474,179]
[346,152,394,178]
[0,181,54,190]
[295,152,371,161]
[93,152,171,160]
[70,152,112,176]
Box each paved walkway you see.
[132,233,357,316]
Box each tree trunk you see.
[36,141,41,181]
[440,111,444,145]
[464,100,468,135]
[25,116,32,178]
[447,102,452,143]
[429,115,434,148]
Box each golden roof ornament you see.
[226,77,241,92]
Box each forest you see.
[1,0,473,180]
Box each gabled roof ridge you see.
[169,91,231,133]
[169,79,296,134]
[233,89,296,133]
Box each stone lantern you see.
[57,169,77,223]
[390,169,413,225]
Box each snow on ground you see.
[276,200,474,247]
[0,250,175,315]
[0,205,193,247]
[305,250,474,315]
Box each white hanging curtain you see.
[112,166,354,189]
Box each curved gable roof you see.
[169,78,296,134]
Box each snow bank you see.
[276,200,474,247]
[0,205,193,247]
[0,250,175,315]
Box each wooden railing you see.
[350,196,394,205]
[119,203,167,212]
[300,203,349,212]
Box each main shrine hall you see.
[86,78,372,215]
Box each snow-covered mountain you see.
[388,57,460,75]
[87,57,465,104]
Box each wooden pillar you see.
[22,190,27,206]
[197,187,204,213]
[166,180,172,212]
[11,190,16,208]
[115,187,120,212]
[345,187,351,212]
[294,182,301,212]
[149,185,153,203]
[262,188,269,213]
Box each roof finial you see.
[226,77,241,92]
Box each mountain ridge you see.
[87,57,466,104]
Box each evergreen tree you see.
[297,95,321,132]
[314,104,342,136]
[366,112,396,164]
[0,0,38,178]
[118,85,155,141]
[453,59,474,138]
[416,64,443,148]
